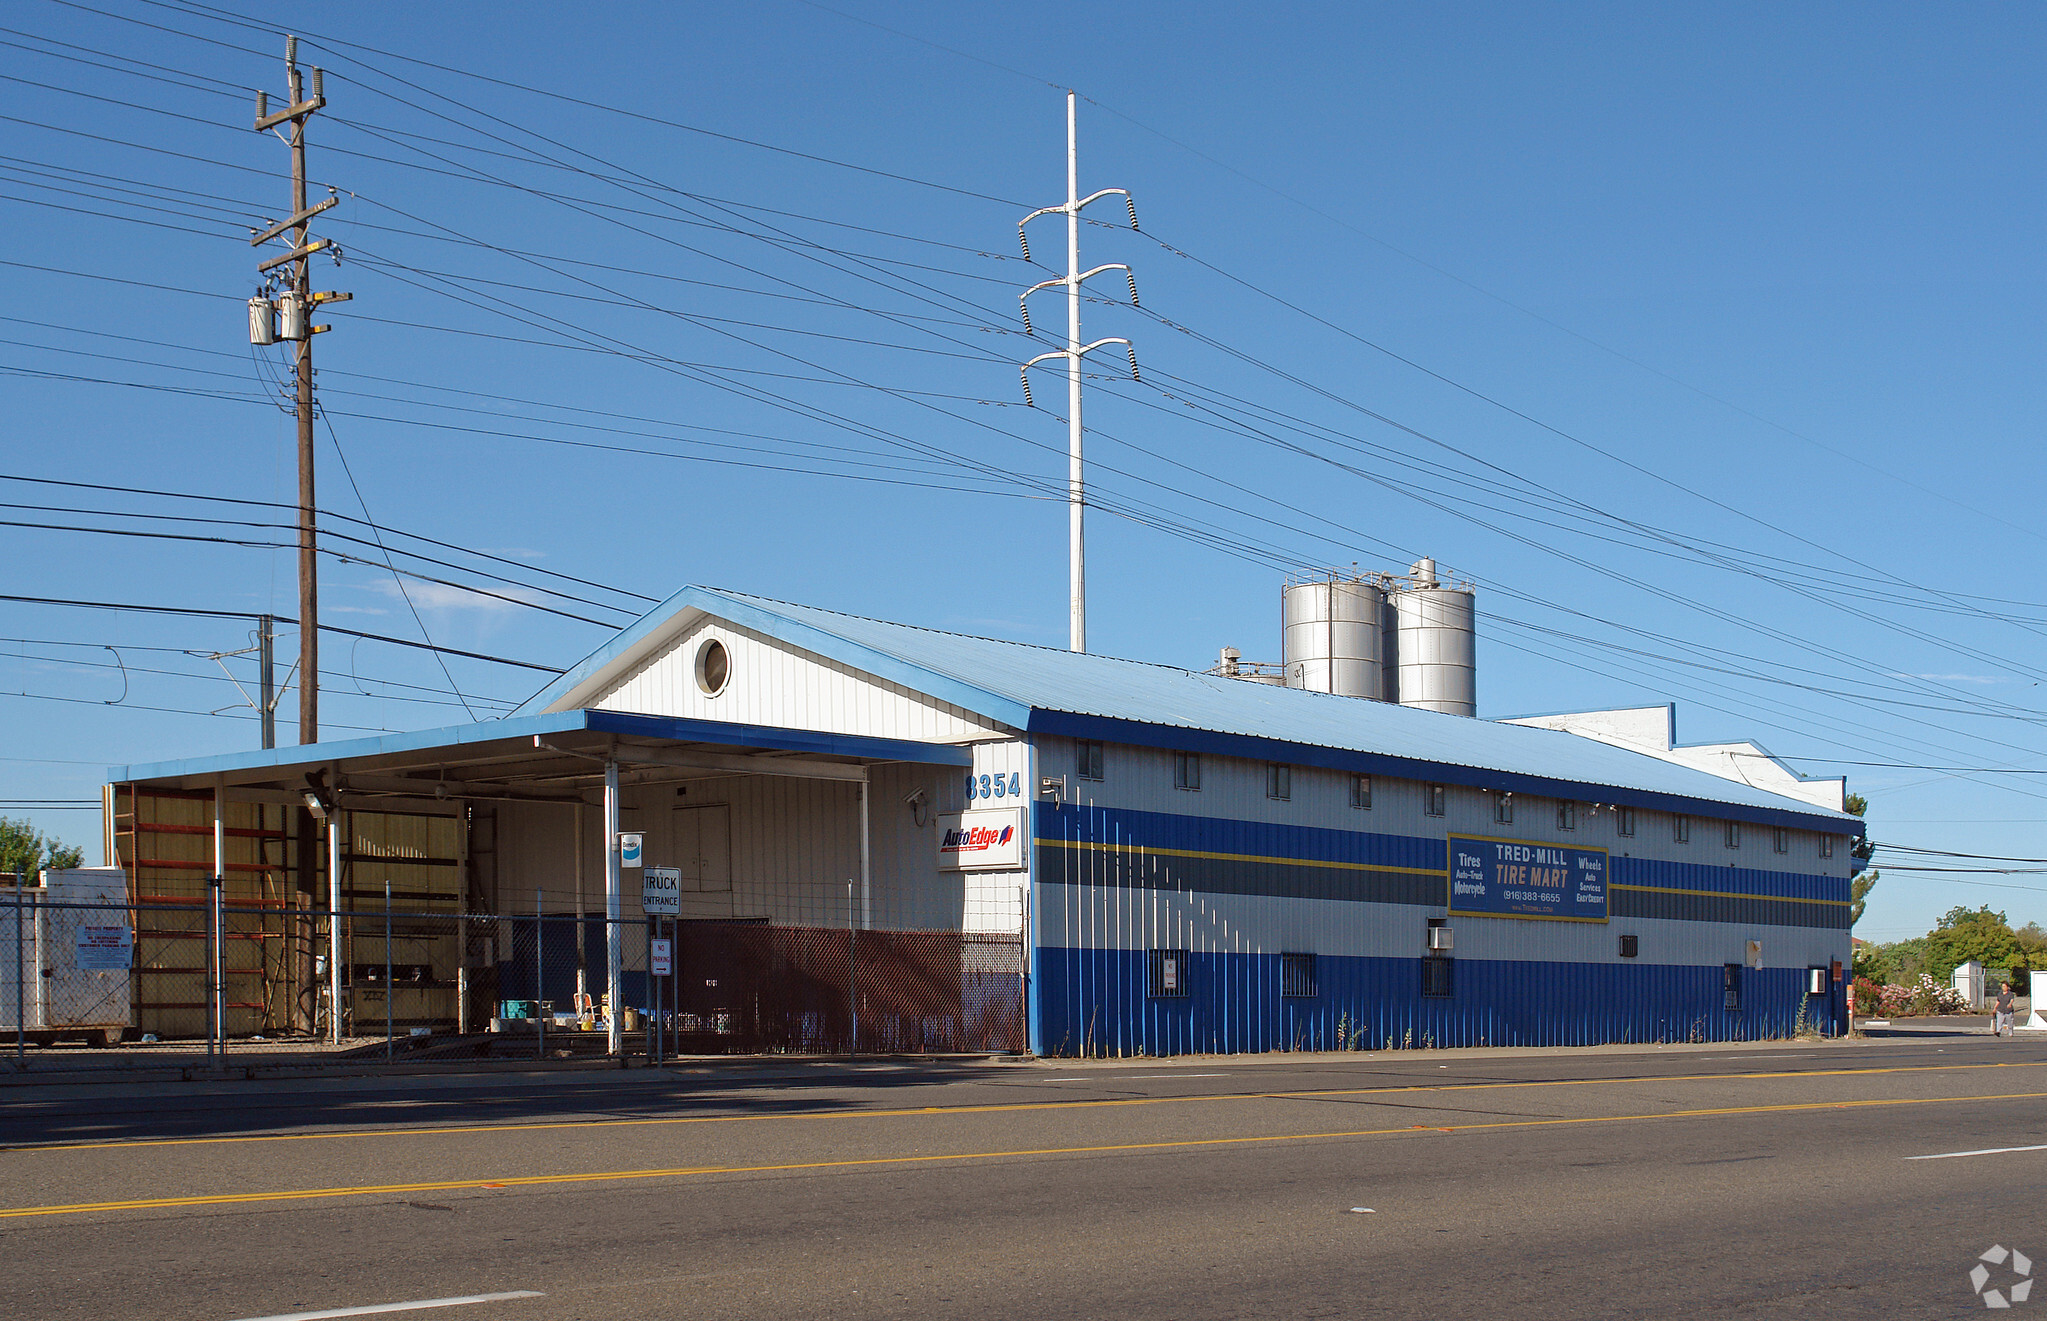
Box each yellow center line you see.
[7,1087,2043,1222]
[9,1059,2043,1155]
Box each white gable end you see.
[581,613,1007,743]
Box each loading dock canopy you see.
[113,708,973,804]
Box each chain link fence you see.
[4,896,1024,1071]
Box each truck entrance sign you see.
[641,866,680,916]
[1448,834,1608,922]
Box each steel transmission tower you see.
[1019,91,1140,654]
[247,35,349,743]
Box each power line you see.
[0,594,564,672]
[0,464,659,605]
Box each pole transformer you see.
[249,35,349,744]
[1018,91,1141,654]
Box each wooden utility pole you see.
[250,35,347,744]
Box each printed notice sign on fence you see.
[76,925,132,971]
[1448,834,1608,923]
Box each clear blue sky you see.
[2,1,2042,943]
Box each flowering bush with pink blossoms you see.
[1854,974,1966,1017]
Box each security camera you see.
[903,787,927,808]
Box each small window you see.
[1266,763,1291,801]
[1773,827,1789,855]
[1174,751,1201,791]
[1557,801,1577,832]
[1494,793,1514,825]
[1618,807,1636,838]
[1422,954,1454,998]
[1148,949,1190,998]
[1618,933,1639,958]
[1076,739,1103,781]
[693,637,730,696]
[1674,814,1691,844]
[1350,774,1372,810]
[1280,952,1316,998]
[1821,835,1835,859]
[1425,783,1446,817]
[1725,820,1741,850]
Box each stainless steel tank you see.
[1390,566,1476,715]
[1280,574,1385,699]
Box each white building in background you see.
[1499,704,1847,813]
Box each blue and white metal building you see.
[111,585,1862,1055]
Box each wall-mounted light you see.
[302,771,337,821]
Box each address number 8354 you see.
[968,771,1022,802]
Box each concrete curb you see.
[0,1033,1894,1091]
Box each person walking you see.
[1994,981,2017,1037]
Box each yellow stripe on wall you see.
[1611,882,1850,908]
[1034,836,1444,877]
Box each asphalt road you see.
[4,1037,2045,1319]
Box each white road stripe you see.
[226,1291,543,1321]
[1121,1073,1229,1079]
[1907,1144,2047,1161]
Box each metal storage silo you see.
[1390,559,1476,716]
[1280,573,1385,698]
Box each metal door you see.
[671,805,732,905]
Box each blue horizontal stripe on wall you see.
[1032,947,1839,1056]
[1613,856,1847,905]
[1036,803,1848,914]
[1037,801,1444,872]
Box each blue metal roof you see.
[112,707,971,785]
[545,587,1858,836]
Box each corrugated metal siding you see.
[1041,735,1853,881]
[1036,950,1835,1055]
[495,767,979,932]
[594,615,1002,744]
[1035,882,1845,967]
[1028,740,1852,1055]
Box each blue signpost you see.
[1448,834,1609,922]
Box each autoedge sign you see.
[937,808,1024,871]
[1448,833,1608,922]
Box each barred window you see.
[1422,955,1454,998]
[1280,952,1316,998]
[1148,949,1190,998]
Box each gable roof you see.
[521,587,1861,835]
